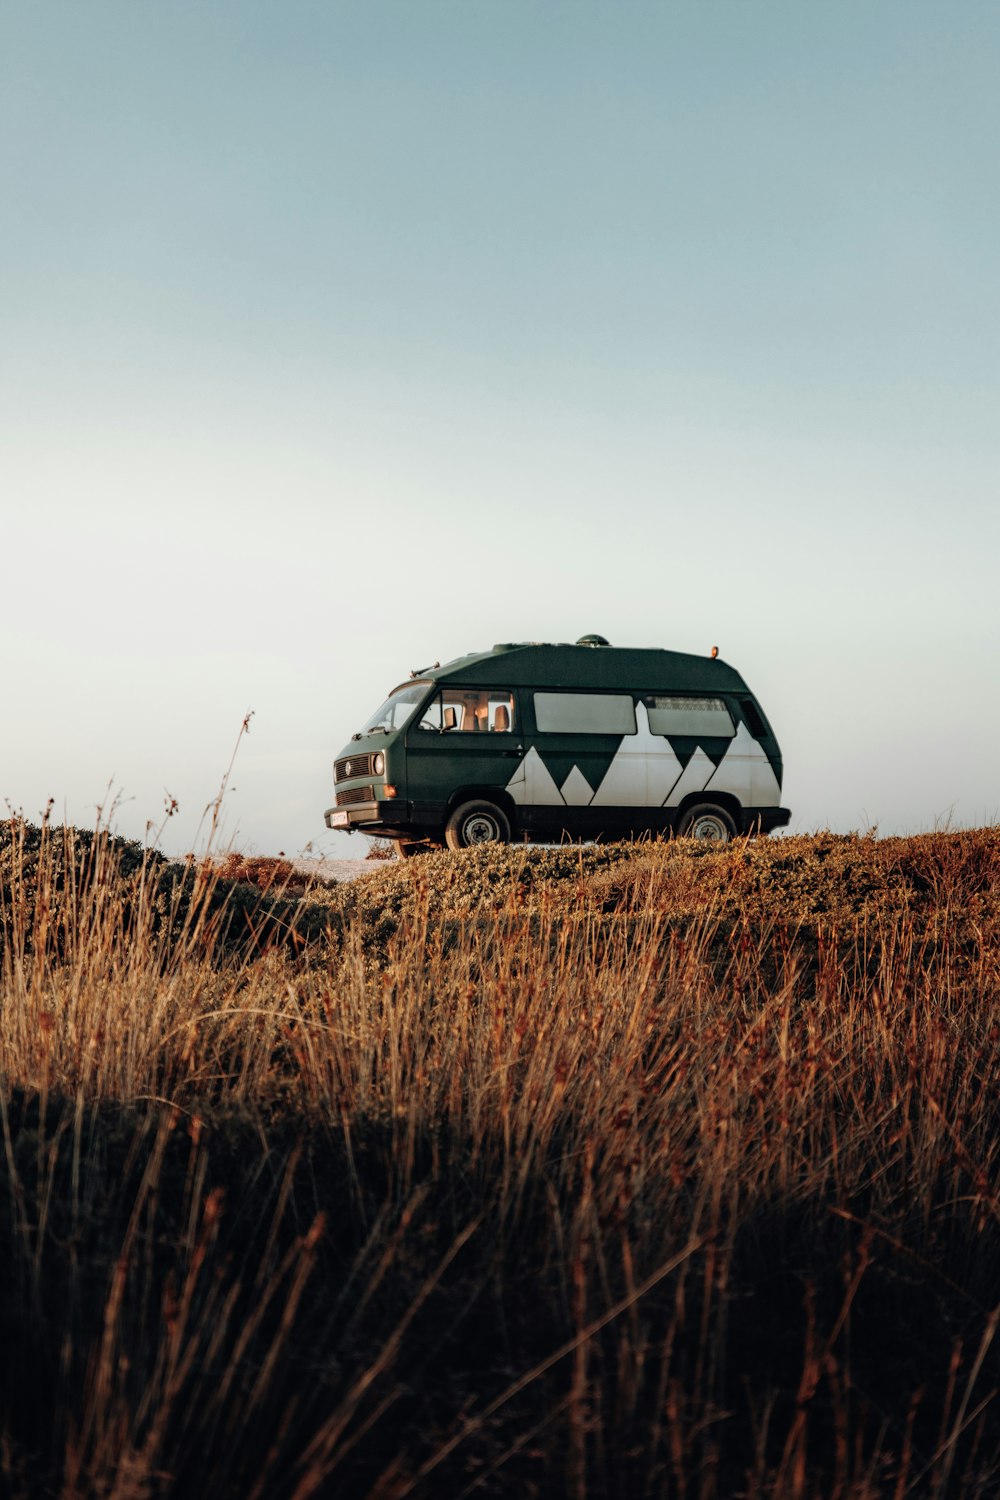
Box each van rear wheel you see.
[445,800,511,851]
[677,803,737,844]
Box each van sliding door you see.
[517,692,640,813]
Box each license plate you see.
[329,810,349,827]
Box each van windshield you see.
[359,683,427,736]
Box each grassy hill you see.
[2,819,1000,1497]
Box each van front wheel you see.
[677,803,737,844]
[392,839,446,858]
[392,841,426,859]
[445,800,511,851]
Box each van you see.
[325,636,790,854]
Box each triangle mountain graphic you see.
[503,710,780,810]
[560,765,594,805]
[506,745,565,805]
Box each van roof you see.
[415,641,751,695]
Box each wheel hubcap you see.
[464,813,500,845]
[691,815,729,842]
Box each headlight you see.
[373,752,385,775]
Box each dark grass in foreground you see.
[2,821,1000,1497]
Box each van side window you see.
[417,689,516,732]
[533,693,636,734]
[643,696,735,738]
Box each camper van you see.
[325,636,790,854]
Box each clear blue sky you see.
[3,2,998,854]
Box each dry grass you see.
[2,817,1000,1496]
[215,852,313,892]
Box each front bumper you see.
[325,799,415,836]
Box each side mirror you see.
[442,706,457,731]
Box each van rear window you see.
[643,697,735,737]
[533,693,636,735]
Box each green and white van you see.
[325,636,790,853]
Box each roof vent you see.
[576,633,610,647]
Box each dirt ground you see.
[167,854,382,885]
[288,856,382,884]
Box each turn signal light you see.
[383,785,398,798]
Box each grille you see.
[335,753,375,782]
[336,785,375,807]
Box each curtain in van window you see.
[643,697,735,738]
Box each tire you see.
[677,803,737,844]
[444,800,511,851]
[392,840,439,859]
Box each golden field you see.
[2,819,1000,1497]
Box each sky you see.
[2,1,998,857]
